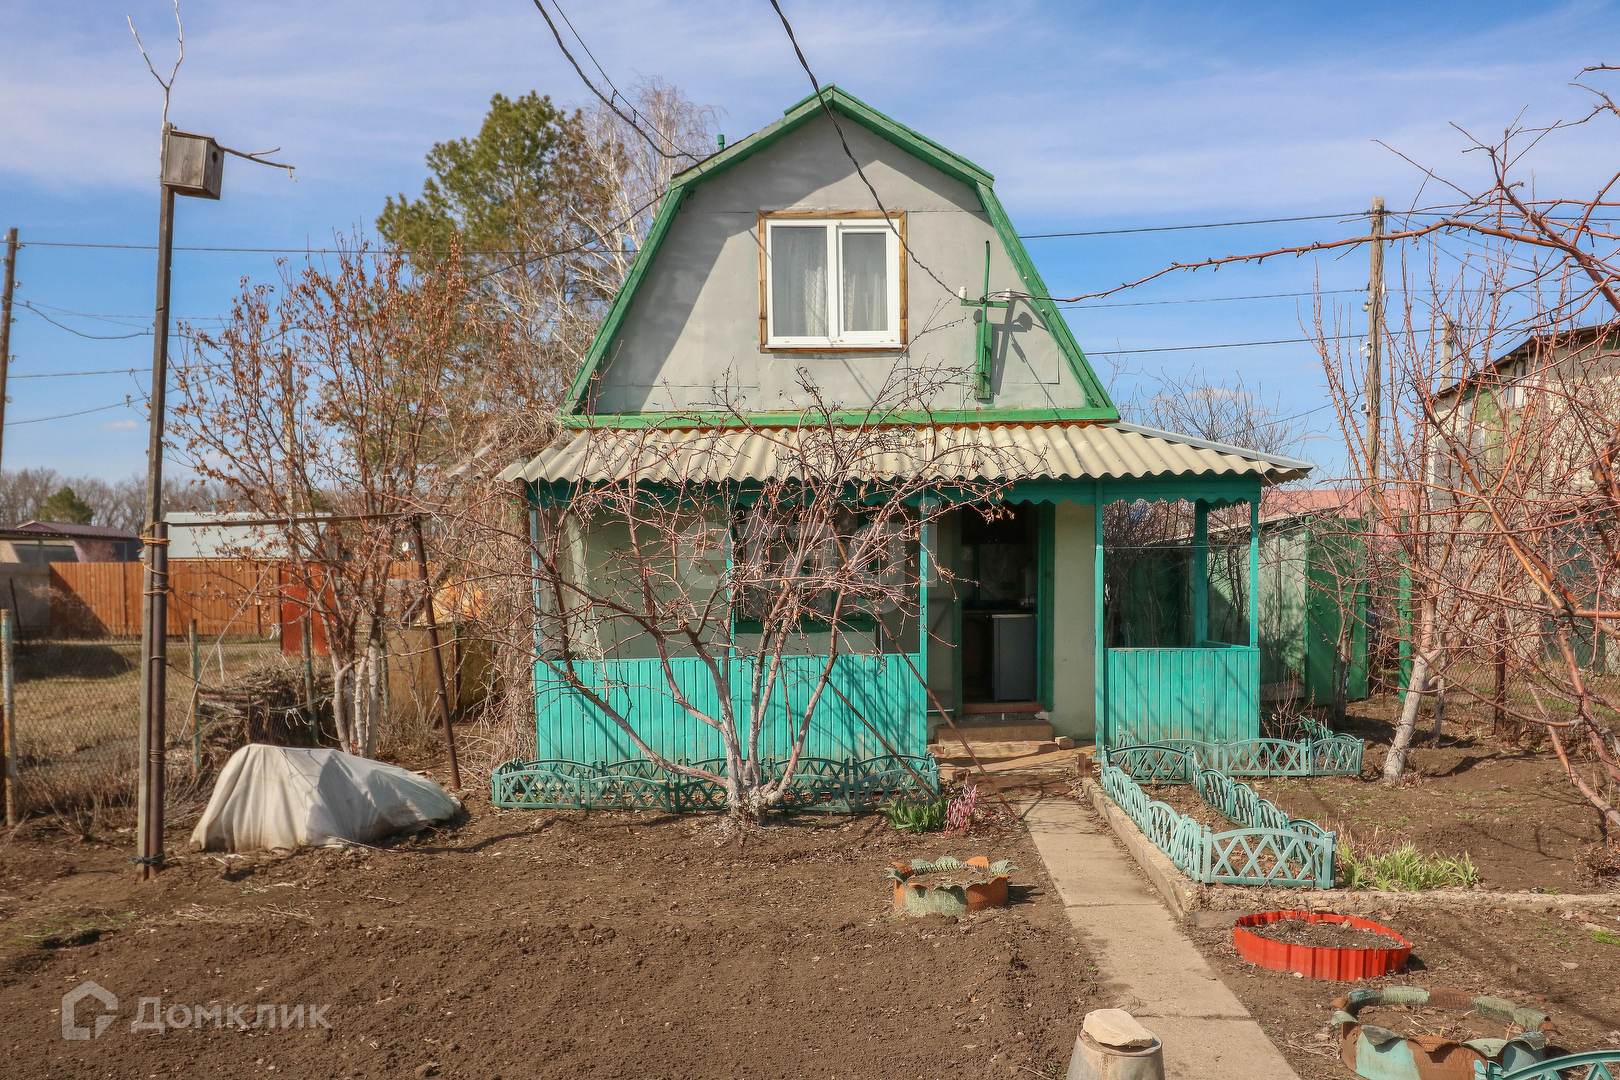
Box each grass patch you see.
[1595,930,1620,946]
[1340,842,1480,891]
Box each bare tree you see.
[1088,64,1620,831]
[171,240,501,757]
[452,363,1021,823]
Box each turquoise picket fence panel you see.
[1105,645,1259,747]
[533,652,927,764]
[1108,736,1364,780]
[1099,745,1336,888]
[491,754,939,812]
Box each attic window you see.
[762,213,905,348]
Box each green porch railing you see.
[1105,645,1259,747]
[533,652,927,764]
[1098,745,1337,888]
[490,755,940,812]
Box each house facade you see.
[501,88,1312,768]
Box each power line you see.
[21,302,150,339]
[1061,288,1364,309]
[530,0,699,164]
[1022,212,1373,239]
[11,368,152,379]
[1091,333,1360,356]
[5,400,135,426]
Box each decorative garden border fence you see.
[1099,744,1338,888]
[491,755,940,813]
[1111,733,1363,781]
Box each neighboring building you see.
[1430,324,1620,502]
[0,521,141,563]
[500,87,1313,757]
[166,511,287,560]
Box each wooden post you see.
[301,614,317,743]
[0,226,18,474]
[1366,196,1386,482]
[411,517,460,790]
[1193,499,1209,647]
[1093,499,1106,748]
[1248,498,1260,651]
[189,618,200,773]
[1492,610,1507,733]
[2,608,15,826]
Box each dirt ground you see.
[0,788,1094,1080]
[1190,904,1620,1077]
[1255,691,1619,892]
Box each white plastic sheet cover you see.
[189,744,460,852]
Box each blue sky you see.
[2,0,1616,481]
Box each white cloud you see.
[102,419,140,430]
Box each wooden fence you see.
[49,560,282,638]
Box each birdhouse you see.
[162,128,224,200]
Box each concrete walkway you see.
[1020,791,1300,1080]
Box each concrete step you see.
[931,739,1061,764]
[937,720,1054,743]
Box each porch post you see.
[1248,498,1260,649]
[1093,497,1106,747]
[1193,499,1209,646]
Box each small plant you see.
[1595,930,1620,946]
[946,780,980,835]
[1340,842,1479,891]
[885,795,948,834]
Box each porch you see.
[502,422,1312,776]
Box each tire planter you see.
[1330,986,1555,1080]
[886,856,1014,916]
[1232,910,1411,980]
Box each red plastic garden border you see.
[1232,910,1411,980]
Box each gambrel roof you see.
[561,86,1117,426]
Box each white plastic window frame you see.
[763,217,902,348]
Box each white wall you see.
[1049,501,1095,741]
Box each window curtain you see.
[841,231,888,333]
[771,226,828,337]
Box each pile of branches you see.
[189,658,332,772]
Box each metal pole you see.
[411,516,459,790]
[2,608,15,826]
[1193,499,1209,646]
[137,522,168,880]
[0,226,18,473]
[189,618,200,772]
[1366,197,1385,482]
[137,127,176,881]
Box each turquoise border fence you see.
[1099,744,1338,888]
[533,653,926,763]
[1106,646,1259,747]
[491,755,939,812]
[1475,1052,1620,1079]
[1109,734,1363,781]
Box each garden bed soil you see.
[1245,918,1404,950]
[1190,905,1620,1078]
[0,782,1093,1080]
[1275,691,1617,893]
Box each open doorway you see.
[959,503,1038,704]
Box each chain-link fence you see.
[2,624,285,825]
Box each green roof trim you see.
[559,406,1118,431]
[562,85,1116,422]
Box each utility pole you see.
[1365,197,1386,484]
[0,227,18,473]
[137,124,224,881]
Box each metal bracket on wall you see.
[960,240,1009,403]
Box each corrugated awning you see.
[499,421,1313,487]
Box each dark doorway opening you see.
[960,503,1038,704]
